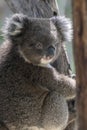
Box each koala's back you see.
[0,41,48,129]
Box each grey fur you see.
[51,16,72,42]
[3,14,72,42]
[0,14,75,130]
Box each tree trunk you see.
[73,0,87,130]
[5,0,75,129]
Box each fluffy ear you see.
[50,16,72,42]
[3,13,29,39]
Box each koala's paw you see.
[71,74,76,79]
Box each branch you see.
[5,0,58,17]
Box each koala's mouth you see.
[40,55,53,65]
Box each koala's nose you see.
[46,46,55,58]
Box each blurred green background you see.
[0,0,75,73]
[57,0,75,73]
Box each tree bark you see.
[73,0,87,130]
[5,0,75,129]
[5,0,59,17]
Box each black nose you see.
[46,46,55,57]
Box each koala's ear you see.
[3,13,29,39]
[50,16,72,42]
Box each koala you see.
[0,14,76,130]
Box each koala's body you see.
[0,14,75,130]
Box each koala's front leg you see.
[40,91,68,130]
[37,66,76,130]
[40,65,76,100]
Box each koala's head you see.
[3,14,72,66]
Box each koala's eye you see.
[35,42,43,49]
